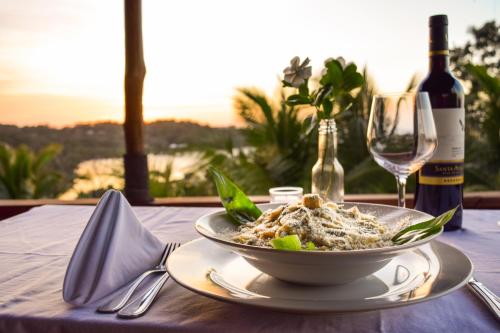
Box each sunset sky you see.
[0,0,497,128]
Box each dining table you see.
[0,204,498,333]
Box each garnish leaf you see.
[208,166,262,225]
[305,241,317,250]
[392,207,458,245]
[271,235,302,251]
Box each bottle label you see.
[419,107,464,185]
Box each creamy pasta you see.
[231,194,410,251]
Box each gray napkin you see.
[63,190,164,306]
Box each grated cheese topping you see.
[231,194,410,251]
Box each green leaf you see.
[313,85,333,106]
[286,94,310,106]
[322,99,333,117]
[432,207,459,227]
[239,89,276,132]
[208,166,262,225]
[343,72,364,91]
[305,241,316,250]
[320,59,343,88]
[32,144,62,173]
[343,63,358,77]
[393,225,442,245]
[0,143,62,199]
[392,207,458,244]
[271,234,302,251]
[298,82,309,96]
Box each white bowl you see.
[195,202,438,286]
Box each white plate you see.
[196,202,438,285]
[167,238,473,313]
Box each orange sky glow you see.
[0,0,497,128]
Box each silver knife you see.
[467,277,500,321]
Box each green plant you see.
[205,87,317,193]
[466,64,500,163]
[0,143,63,198]
[282,56,364,119]
[462,64,500,190]
[282,57,365,198]
[148,158,214,197]
[449,20,499,191]
[450,20,499,131]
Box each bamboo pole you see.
[123,0,151,204]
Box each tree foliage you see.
[450,20,500,190]
[205,73,413,195]
[205,87,317,193]
[0,144,63,198]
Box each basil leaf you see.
[305,241,317,250]
[393,225,442,245]
[392,207,458,244]
[271,235,302,251]
[208,166,262,225]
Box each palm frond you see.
[405,74,419,92]
[0,143,62,199]
[32,144,62,173]
[238,88,276,131]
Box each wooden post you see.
[123,0,151,204]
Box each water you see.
[59,152,205,199]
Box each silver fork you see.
[117,242,181,318]
[97,243,175,313]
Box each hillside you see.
[0,120,243,184]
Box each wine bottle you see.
[414,15,465,231]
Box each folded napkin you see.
[63,190,164,306]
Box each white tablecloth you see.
[0,205,499,333]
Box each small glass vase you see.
[311,119,344,202]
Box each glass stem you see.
[396,176,407,207]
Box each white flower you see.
[283,56,312,88]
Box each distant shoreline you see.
[0,118,240,130]
[0,121,245,192]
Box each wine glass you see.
[367,92,437,207]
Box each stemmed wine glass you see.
[367,92,437,207]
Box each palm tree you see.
[216,87,317,192]
[0,143,63,199]
[148,160,175,197]
[148,159,215,197]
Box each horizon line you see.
[0,117,243,129]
